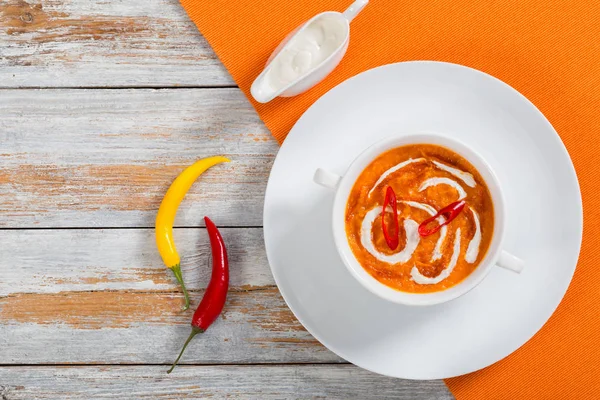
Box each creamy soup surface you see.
[345,144,494,293]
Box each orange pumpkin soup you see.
[345,144,494,293]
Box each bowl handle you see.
[314,168,342,190]
[496,250,524,273]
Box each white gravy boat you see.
[250,0,369,104]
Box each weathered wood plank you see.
[0,228,339,364]
[0,88,277,228]
[0,228,272,296]
[0,0,234,88]
[0,366,454,399]
[0,289,340,364]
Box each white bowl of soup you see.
[313,133,524,306]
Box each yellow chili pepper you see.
[155,156,230,310]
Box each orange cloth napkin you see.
[180,0,600,398]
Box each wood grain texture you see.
[0,0,234,88]
[0,228,273,296]
[0,289,338,364]
[0,228,339,364]
[0,88,278,228]
[0,366,454,399]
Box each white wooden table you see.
[0,1,454,398]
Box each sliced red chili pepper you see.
[418,200,466,237]
[382,186,399,250]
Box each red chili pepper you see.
[418,200,466,237]
[382,186,400,250]
[167,216,229,374]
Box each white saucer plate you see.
[263,61,582,379]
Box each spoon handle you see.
[343,0,369,22]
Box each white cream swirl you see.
[368,158,425,196]
[419,177,467,200]
[401,201,447,262]
[432,161,476,187]
[411,228,461,284]
[360,207,420,264]
[431,217,448,262]
[465,207,481,263]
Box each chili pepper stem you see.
[167,326,204,374]
[170,264,190,311]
